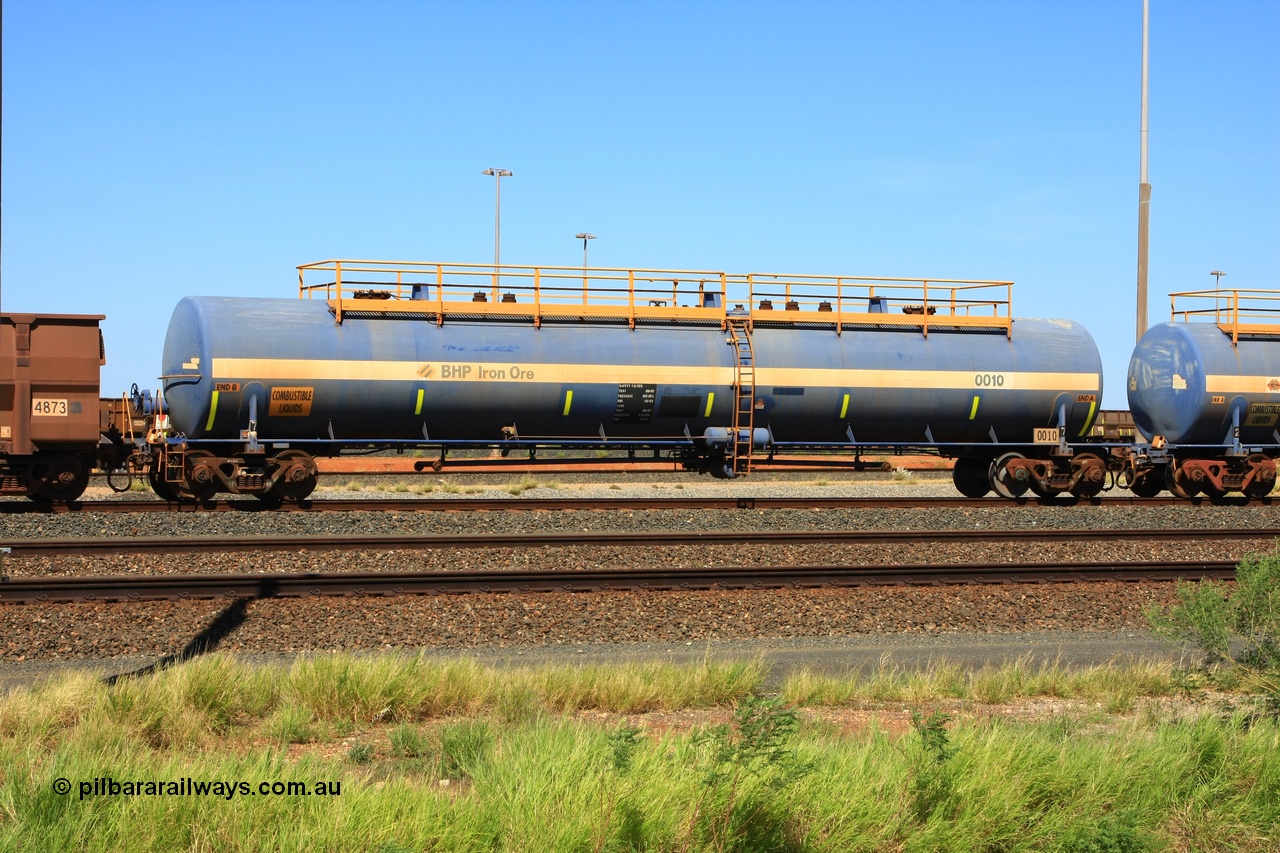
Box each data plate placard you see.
[32,398,69,416]
[1033,427,1061,444]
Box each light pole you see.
[482,168,512,296]
[1209,270,1229,324]
[575,233,595,294]
[1135,0,1151,343]
[575,233,596,268]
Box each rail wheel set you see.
[2,260,1276,504]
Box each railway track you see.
[3,526,1280,557]
[1,494,1270,514]
[0,559,1237,604]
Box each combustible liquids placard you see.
[268,387,314,416]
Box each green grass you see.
[780,654,1178,708]
[504,475,562,495]
[3,653,1278,852]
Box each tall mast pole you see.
[1136,0,1151,342]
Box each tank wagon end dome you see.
[1128,320,1280,445]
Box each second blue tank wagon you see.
[1126,288,1280,497]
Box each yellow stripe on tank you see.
[839,393,849,419]
[968,395,979,420]
[759,367,1099,392]
[210,358,1098,393]
[1205,375,1280,395]
[704,393,714,417]
[205,390,219,432]
[563,390,573,416]
[212,358,734,385]
[414,389,424,415]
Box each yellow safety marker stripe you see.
[1078,400,1098,437]
[968,395,979,420]
[563,389,573,416]
[205,391,219,432]
[704,393,714,418]
[414,389,424,415]
[839,393,849,419]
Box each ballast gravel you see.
[1,473,1275,664]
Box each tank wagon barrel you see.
[146,259,1112,502]
[1126,287,1280,498]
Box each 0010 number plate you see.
[1033,427,1061,444]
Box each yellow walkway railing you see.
[297,259,1014,336]
[736,272,1012,337]
[1170,288,1280,346]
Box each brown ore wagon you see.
[0,313,110,501]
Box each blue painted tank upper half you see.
[161,296,1103,446]
[1128,321,1280,445]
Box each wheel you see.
[951,457,992,498]
[30,454,90,502]
[148,468,182,501]
[1068,453,1107,498]
[989,452,1030,499]
[180,450,221,501]
[1128,468,1164,498]
[271,449,318,501]
[1165,463,1200,499]
[1243,453,1275,499]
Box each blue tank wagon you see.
[1127,288,1280,498]
[153,260,1106,500]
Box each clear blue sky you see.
[3,0,1276,408]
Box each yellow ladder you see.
[163,447,186,485]
[727,318,756,474]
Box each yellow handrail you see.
[296,259,1015,334]
[1169,288,1280,345]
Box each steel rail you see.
[1,494,1266,515]
[0,560,1238,604]
[4,527,1280,557]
